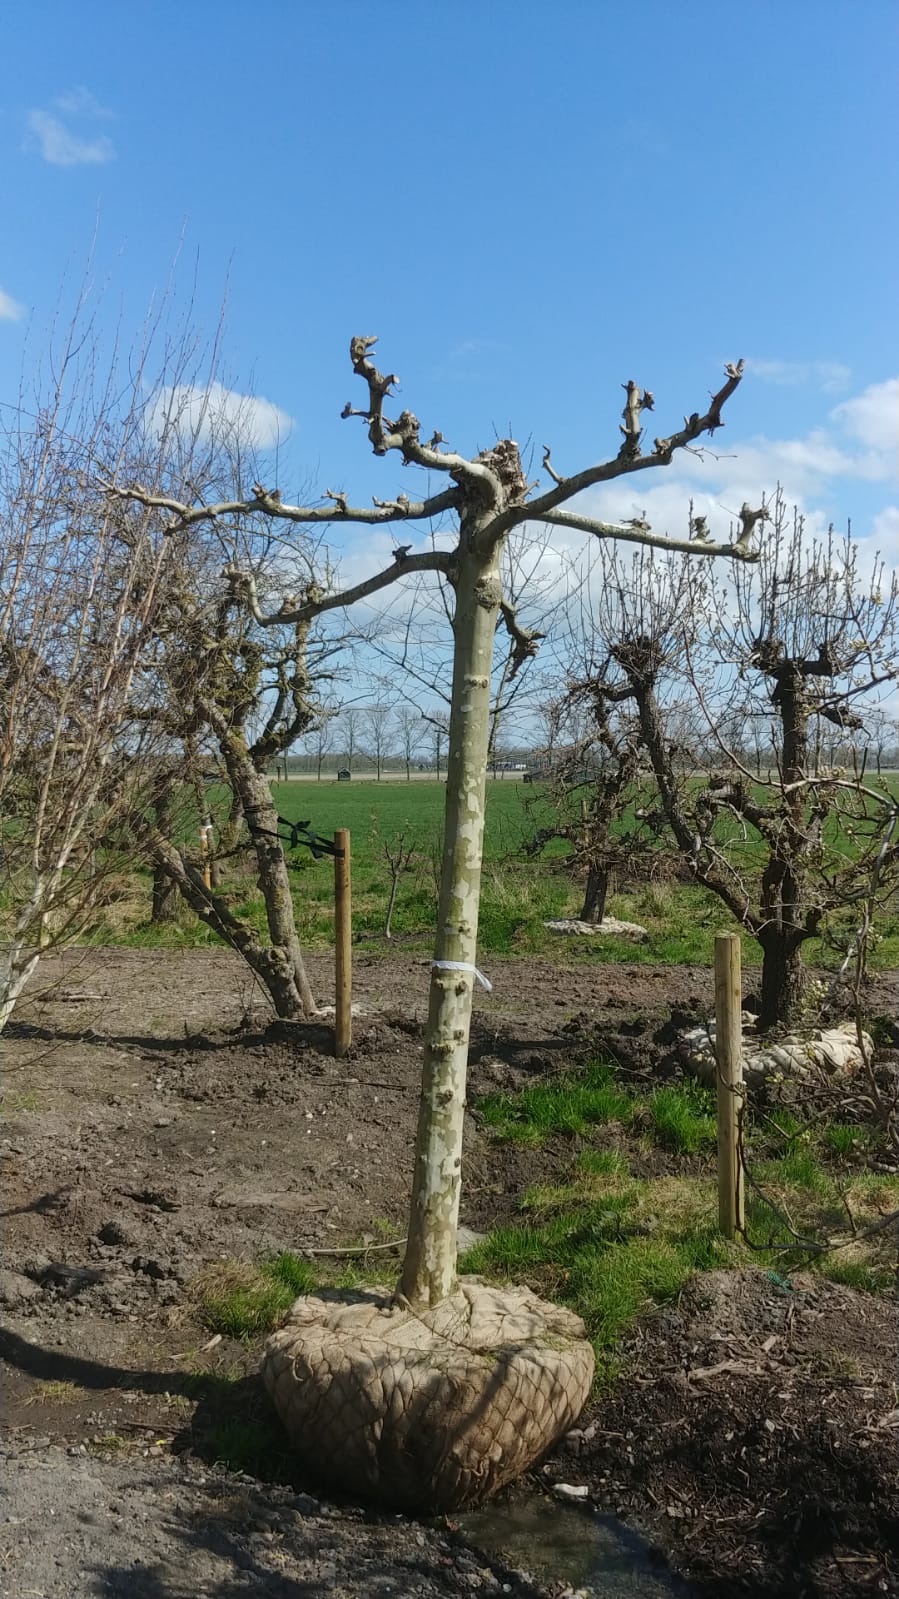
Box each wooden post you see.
[334,828,352,1057]
[714,932,745,1239]
[199,819,213,891]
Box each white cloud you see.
[0,287,25,322]
[26,90,115,166]
[27,108,114,167]
[53,86,114,119]
[745,358,852,393]
[152,382,294,451]
[831,378,899,455]
[870,506,899,563]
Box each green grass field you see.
[61,775,899,969]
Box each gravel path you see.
[0,1441,544,1599]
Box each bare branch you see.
[733,500,771,554]
[499,359,746,533]
[100,476,460,531]
[537,509,758,562]
[498,600,546,681]
[347,334,498,493]
[541,444,566,486]
[226,549,453,626]
[618,379,655,459]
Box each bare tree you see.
[365,522,559,769]
[0,326,176,1031]
[307,705,337,780]
[109,336,753,1315]
[423,705,450,778]
[364,699,393,781]
[339,705,363,774]
[136,535,330,1019]
[527,669,663,924]
[698,500,899,1025]
[396,703,423,779]
[592,505,899,1028]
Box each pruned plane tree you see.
[107,336,756,1312]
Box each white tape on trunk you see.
[431,961,493,992]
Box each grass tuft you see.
[204,1417,292,1478]
[192,1254,318,1340]
[759,1148,831,1194]
[24,1379,83,1406]
[479,1062,633,1144]
[645,1083,716,1154]
[264,1251,318,1297]
[822,1122,867,1158]
[577,1149,628,1176]
[818,1258,896,1293]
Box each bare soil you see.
[2,947,897,1597]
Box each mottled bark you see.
[399,537,502,1308]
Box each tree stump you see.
[262,1279,594,1511]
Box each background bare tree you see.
[396,702,424,779]
[364,699,393,781]
[364,523,561,770]
[696,499,899,1024]
[590,506,899,1028]
[0,327,174,1031]
[339,705,363,774]
[305,703,337,780]
[527,664,665,925]
[423,705,450,778]
[3,304,345,1025]
[135,532,334,1019]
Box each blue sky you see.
[2,1,898,587]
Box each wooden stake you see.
[199,819,213,890]
[334,828,352,1057]
[714,932,745,1239]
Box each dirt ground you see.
[2,947,898,1597]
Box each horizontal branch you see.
[99,477,460,532]
[226,549,453,626]
[535,509,758,562]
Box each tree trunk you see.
[151,865,179,923]
[150,777,179,923]
[144,833,310,1019]
[221,734,317,1018]
[757,669,810,1029]
[758,930,806,1030]
[0,945,40,1034]
[399,537,501,1310]
[580,865,609,924]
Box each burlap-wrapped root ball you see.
[262,1279,594,1510]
